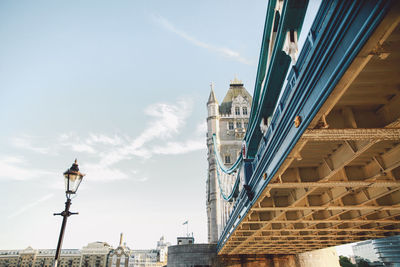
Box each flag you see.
[182,220,188,225]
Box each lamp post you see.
[53,159,85,267]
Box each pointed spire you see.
[207,82,218,104]
[119,233,123,246]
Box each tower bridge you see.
[206,0,400,264]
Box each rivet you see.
[294,116,302,128]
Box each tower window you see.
[236,122,242,128]
[235,107,240,115]
[225,155,231,164]
[228,122,234,130]
[242,107,247,115]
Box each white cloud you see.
[99,99,192,165]
[81,163,129,181]
[0,156,55,181]
[8,193,54,219]
[152,139,206,155]
[59,133,72,141]
[133,177,149,182]
[1,156,24,164]
[81,163,148,183]
[135,99,192,145]
[86,134,122,146]
[6,99,202,184]
[74,99,202,183]
[54,99,193,182]
[59,133,96,154]
[147,121,206,156]
[12,135,50,154]
[70,143,96,153]
[195,122,207,136]
[153,15,253,65]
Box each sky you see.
[0,0,268,250]
[0,0,355,256]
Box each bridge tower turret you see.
[206,78,252,243]
[206,82,221,243]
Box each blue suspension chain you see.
[212,133,243,201]
[212,134,242,174]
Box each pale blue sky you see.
[0,0,267,250]
[0,0,354,256]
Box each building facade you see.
[80,242,111,267]
[1,247,84,267]
[372,236,400,267]
[206,77,252,243]
[108,234,130,267]
[129,236,169,267]
[352,240,382,266]
[352,236,400,267]
[0,237,169,267]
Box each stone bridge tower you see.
[206,77,252,243]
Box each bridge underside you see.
[220,8,400,255]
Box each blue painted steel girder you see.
[218,0,393,253]
[245,0,309,159]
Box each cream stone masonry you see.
[206,78,252,243]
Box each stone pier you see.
[167,244,340,267]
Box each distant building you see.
[108,234,130,267]
[128,250,158,267]
[0,249,20,267]
[129,236,170,267]
[81,242,112,267]
[0,247,82,267]
[155,237,169,264]
[352,240,383,266]
[352,236,400,267]
[372,236,400,267]
[0,236,170,267]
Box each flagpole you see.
[182,220,189,237]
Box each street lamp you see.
[53,159,85,267]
